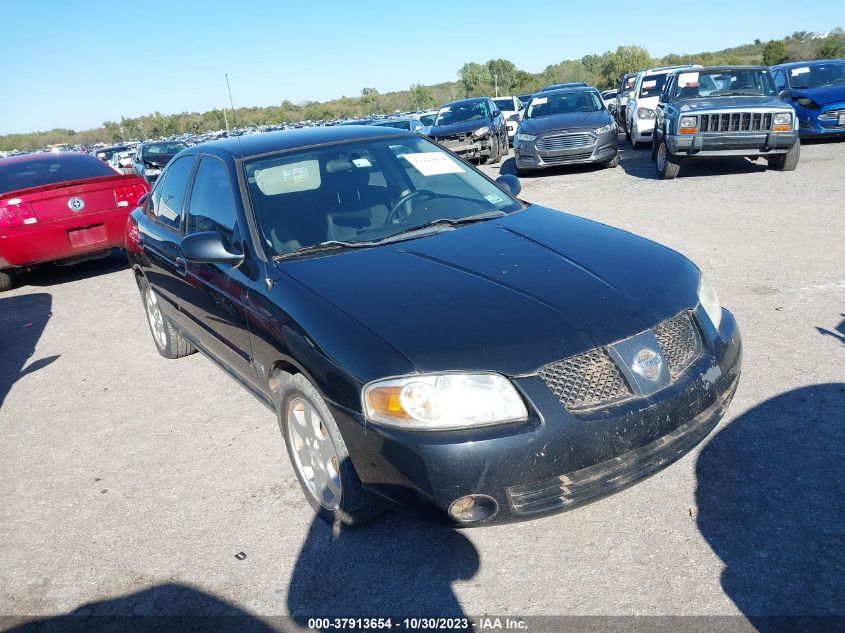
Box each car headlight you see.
[473,126,491,137]
[679,116,697,129]
[698,275,722,330]
[594,123,616,134]
[773,112,792,126]
[363,373,528,430]
[637,108,656,119]
[515,133,537,142]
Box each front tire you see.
[0,269,15,292]
[604,153,619,168]
[767,139,800,171]
[278,374,381,527]
[138,276,195,359]
[656,139,681,180]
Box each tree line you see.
[2,28,843,152]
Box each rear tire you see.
[278,373,382,528]
[0,270,15,292]
[767,139,800,171]
[656,139,681,180]
[137,276,195,359]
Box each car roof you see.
[441,97,489,108]
[0,151,94,166]
[771,59,844,69]
[186,126,417,159]
[668,65,768,73]
[533,86,597,97]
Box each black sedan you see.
[126,126,741,526]
[427,97,509,164]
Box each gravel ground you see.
[1,136,843,631]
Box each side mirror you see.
[138,193,150,206]
[509,113,520,121]
[491,110,500,118]
[778,89,793,100]
[180,231,243,265]
[495,174,521,197]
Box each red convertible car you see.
[0,152,149,290]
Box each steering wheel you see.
[832,78,845,85]
[386,189,436,224]
[576,106,592,112]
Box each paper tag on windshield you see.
[485,193,505,204]
[402,152,464,176]
[677,72,699,86]
[531,97,548,105]
[352,158,371,168]
[791,67,810,76]
[642,80,657,89]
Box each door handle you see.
[175,256,187,276]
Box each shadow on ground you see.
[0,292,56,408]
[696,383,845,631]
[816,313,845,346]
[288,511,479,625]
[3,583,277,632]
[12,249,127,289]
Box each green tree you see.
[763,40,788,65]
[458,62,493,96]
[410,83,434,109]
[486,59,518,95]
[818,38,842,58]
[600,46,653,87]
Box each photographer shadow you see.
[696,383,845,631]
[287,495,479,627]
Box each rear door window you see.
[150,156,196,231]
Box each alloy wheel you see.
[144,286,167,349]
[286,397,342,510]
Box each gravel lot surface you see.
[1,136,843,630]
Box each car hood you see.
[678,96,789,110]
[519,111,610,135]
[429,120,490,137]
[143,154,177,168]
[275,206,700,375]
[791,84,845,105]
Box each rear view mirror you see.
[180,231,243,265]
[495,174,521,197]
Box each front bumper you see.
[334,308,741,524]
[667,131,798,157]
[514,129,618,170]
[432,136,492,159]
[0,206,131,268]
[797,106,845,136]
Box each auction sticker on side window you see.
[402,152,464,176]
[531,97,548,105]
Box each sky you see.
[1,0,843,135]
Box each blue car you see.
[770,59,845,137]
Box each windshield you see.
[788,62,845,89]
[493,98,515,112]
[672,69,777,99]
[143,142,188,156]
[0,154,116,194]
[434,101,488,126]
[639,74,667,98]
[526,91,603,118]
[243,136,521,257]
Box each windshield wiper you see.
[272,240,373,260]
[374,210,507,244]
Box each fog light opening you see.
[448,494,498,524]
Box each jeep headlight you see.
[637,108,656,119]
[773,112,792,126]
[363,373,528,430]
[698,275,722,330]
[473,126,491,137]
[515,132,537,142]
[680,116,698,129]
[594,123,616,134]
